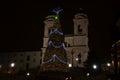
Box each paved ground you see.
[0,72,120,80]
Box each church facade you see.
[41,12,89,68]
[0,10,89,74]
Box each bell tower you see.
[43,15,56,48]
[73,12,88,36]
[44,15,55,37]
[71,9,89,67]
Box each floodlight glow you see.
[27,72,30,76]
[68,64,72,67]
[86,73,90,76]
[76,58,78,61]
[10,63,15,67]
[107,63,111,67]
[93,64,97,69]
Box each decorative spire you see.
[52,8,63,15]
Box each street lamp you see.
[10,62,15,68]
[68,63,72,68]
[92,64,97,70]
[26,72,30,76]
[107,63,111,67]
[86,73,90,76]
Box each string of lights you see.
[52,8,63,15]
[48,40,66,50]
[42,54,68,64]
[42,27,68,65]
[50,28,63,35]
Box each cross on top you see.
[52,8,63,15]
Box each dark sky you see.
[0,0,119,61]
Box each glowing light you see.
[52,8,63,15]
[69,77,72,79]
[42,54,68,64]
[50,28,63,35]
[65,77,69,80]
[76,58,78,61]
[68,64,72,67]
[86,73,90,76]
[10,63,15,67]
[48,41,66,50]
[26,72,30,76]
[7,70,12,74]
[55,16,58,19]
[93,64,97,69]
[107,63,111,67]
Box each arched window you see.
[78,25,82,34]
[48,28,52,35]
[68,43,70,47]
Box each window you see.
[78,53,81,63]
[33,59,36,62]
[78,25,82,34]
[68,43,70,47]
[64,42,67,47]
[48,28,53,35]
[78,60,81,63]
[26,63,29,70]
[27,55,30,61]
[40,59,41,64]
[20,54,23,56]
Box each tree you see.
[40,14,68,72]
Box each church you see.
[0,9,89,74]
[41,9,89,68]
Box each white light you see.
[93,64,97,69]
[76,58,78,61]
[86,73,90,76]
[10,63,15,67]
[68,64,72,67]
[27,72,30,76]
[107,63,111,67]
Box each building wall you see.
[0,51,42,73]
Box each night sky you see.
[0,0,119,62]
